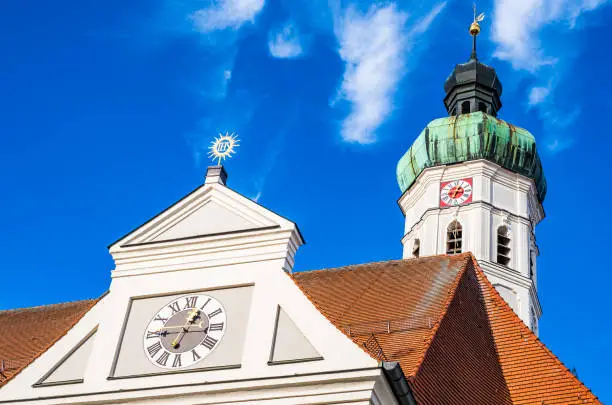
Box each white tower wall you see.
[399,159,544,333]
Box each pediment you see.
[150,200,263,242]
[112,183,297,249]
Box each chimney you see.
[205,165,228,186]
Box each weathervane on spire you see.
[469,4,485,60]
[208,132,240,166]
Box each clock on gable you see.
[110,285,252,378]
[143,294,227,369]
[440,178,473,207]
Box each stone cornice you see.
[401,200,534,244]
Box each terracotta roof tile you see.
[293,254,470,375]
[0,299,97,387]
[295,253,602,404]
[409,259,512,404]
[473,260,602,404]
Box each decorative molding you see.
[33,327,98,388]
[267,357,324,366]
[121,225,281,248]
[401,200,533,245]
[0,367,384,404]
[107,364,242,380]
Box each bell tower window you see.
[497,226,511,266]
[412,239,420,258]
[461,101,471,114]
[446,221,463,255]
[478,102,487,113]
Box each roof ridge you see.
[0,298,99,314]
[296,253,471,276]
[470,259,602,404]
[407,254,473,377]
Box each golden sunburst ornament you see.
[208,132,240,165]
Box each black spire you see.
[443,9,503,117]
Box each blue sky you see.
[1,0,611,400]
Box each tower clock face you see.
[440,178,473,207]
[143,294,226,369]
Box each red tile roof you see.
[0,299,97,387]
[293,254,468,375]
[0,254,601,404]
[293,253,602,404]
[474,261,601,404]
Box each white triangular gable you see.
[269,306,322,364]
[108,178,304,276]
[35,328,97,386]
[150,200,261,242]
[114,185,287,248]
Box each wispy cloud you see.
[491,0,608,71]
[268,21,305,59]
[191,0,265,33]
[163,0,267,164]
[332,2,446,144]
[528,85,551,107]
[491,0,609,154]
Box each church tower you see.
[396,15,546,333]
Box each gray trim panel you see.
[267,357,324,366]
[33,327,98,388]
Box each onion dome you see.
[396,112,547,202]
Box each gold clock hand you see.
[186,308,200,323]
[153,321,204,333]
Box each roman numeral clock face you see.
[440,178,473,207]
[143,294,226,369]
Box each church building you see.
[0,17,602,405]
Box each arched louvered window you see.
[446,221,462,255]
[461,101,471,114]
[478,102,487,113]
[412,239,420,258]
[497,226,511,266]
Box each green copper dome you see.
[396,112,547,202]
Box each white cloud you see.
[191,0,265,33]
[409,2,447,36]
[491,0,609,71]
[545,137,574,153]
[332,2,446,144]
[528,86,551,106]
[491,0,608,154]
[251,191,263,202]
[268,22,304,59]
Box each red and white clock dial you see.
[440,178,473,207]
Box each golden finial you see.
[469,4,485,60]
[470,4,485,36]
